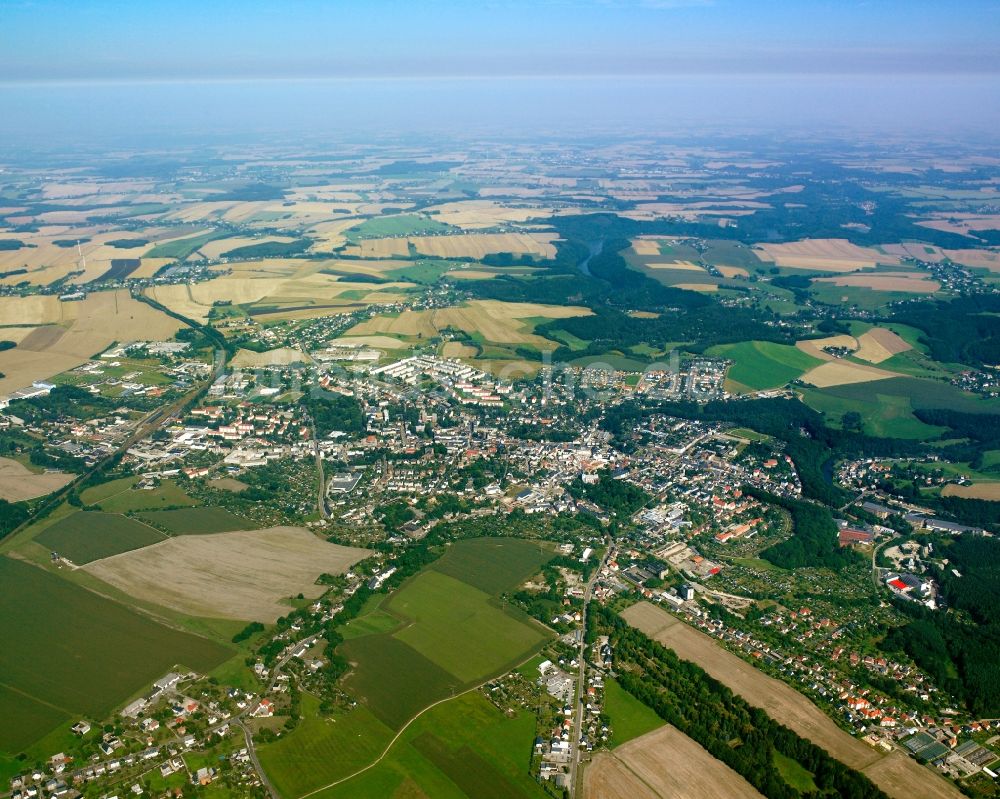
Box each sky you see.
[0,1,998,145]
[2,0,999,83]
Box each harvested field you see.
[442,341,478,358]
[855,327,912,363]
[0,457,73,501]
[645,260,705,271]
[0,290,181,394]
[815,272,940,293]
[631,239,663,255]
[942,483,1000,500]
[621,602,962,799]
[230,347,312,367]
[84,527,371,621]
[422,199,552,229]
[754,239,899,272]
[802,360,901,388]
[717,265,749,278]
[862,751,963,799]
[336,335,409,349]
[444,269,498,280]
[345,232,559,260]
[942,248,1000,271]
[584,725,765,799]
[673,282,718,291]
[347,300,590,347]
[795,334,858,361]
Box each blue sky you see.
[2,0,999,82]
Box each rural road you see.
[570,540,613,797]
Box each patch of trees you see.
[592,605,889,799]
[0,240,25,251]
[567,470,650,516]
[11,384,113,423]
[106,238,148,249]
[0,499,30,540]
[891,294,1000,368]
[745,487,858,571]
[0,340,15,351]
[885,535,1000,716]
[220,238,312,259]
[214,183,287,202]
[232,621,265,643]
[306,392,364,437]
[375,500,415,531]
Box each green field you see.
[144,230,230,260]
[257,693,393,799]
[315,691,547,799]
[431,537,552,595]
[701,239,762,271]
[136,506,251,534]
[709,340,823,392]
[0,685,68,754]
[88,479,198,513]
[345,214,453,241]
[35,511,167,564]
[392,571,548,683]
[338,594,401,640]
[773,749,818,792]
[342,538,552,729]
[0,557,232,752]
[384,260,456,284]
[603,678,663,747]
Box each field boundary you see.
[296,647,545,798]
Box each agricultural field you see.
[941,483,1000,500]
[709,340,823,392]
[423,199,553,229]
[135,506,251,533]
[0,457,73,502]
[35,511,167,564]
[87,479,199,513]
[392,570,548,683]
[84,526,370,621]
[317,690,547,799]
[800,359,900,388]
[602,678,664,747]
[0,556,232,752]
[347,300,591,349]
[584,725,766,799]
[0,289,181,394]
[257,693,394,799]
[344,214,455,240]
[753,239,900,271]
[341,538,552,729]
[814,271,940,293]
[344,231,558,260]
[620,602,962,799]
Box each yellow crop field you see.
[801,360,900,388]
[754,239,901,272]
[344,232,559,260]
[815,272,940,293]
[795,334,858,360]
[717,265,749,278]
[422,200,552,229]
[630,239,663,255]
[942,483,1000,500]
[348,300,590,346]
[0,290,181,394]
[854,328,912,363]
[197,235,299,260]
[673,282,718,292]
[441,341,479,358]
[645,261,704,271]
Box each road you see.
[569,539,613,798]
